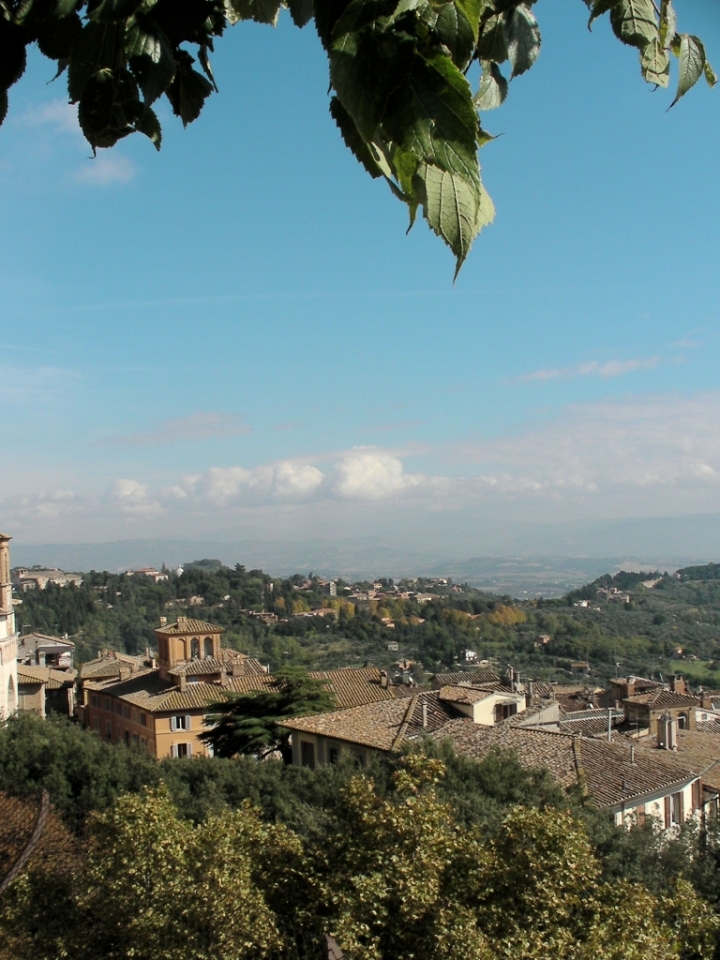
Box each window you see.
[170,715,191,731]
[124,730,130,745]
[172,743,192,758]
[94,717,100,730]
[191,638,200,658]
[329,747,339,765]
[122,704,130,719]
[140,712,147,727]
[300,740,316,770]
[665,791,685,827]
[114,701,122,714]
[104,697,111,711]
[204,637,214,657]
[106,720,112,739]
[91,694,98,708]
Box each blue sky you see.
[1,0,720,553]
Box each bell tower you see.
[0,534,18,719]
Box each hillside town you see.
[3,531,720,837]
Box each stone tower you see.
[0,534,18,719]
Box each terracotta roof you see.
[633,729,720,793]
[432,721,698,810]
[697,720,720,733]
[558,709,624,737]
[554,689,601,713]
[17,632,74,650]
[155,618,223,635]
[79,652,149,680]
[624,690,698,708]
[431,670,500,687]
[17,665,76,689]
[279,691,456,752]
[169,653,267,678]
[438,685,494,705]
[308,667,417,709]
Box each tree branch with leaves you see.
[200,667,336,762]
[0,0,715,275]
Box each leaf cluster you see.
[0,0,713,274]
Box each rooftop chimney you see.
[422,701,428,728]
[380,670,389,689]
[630,744,636,764]
[159,616,167,627]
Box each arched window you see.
[190,638,200,658]
[6,674,16,715]
[204,637,213,658]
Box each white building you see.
[0,534,18,719]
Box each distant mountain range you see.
[9,521,716,598]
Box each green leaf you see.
[287,0,314,27]
[329,95,382,178]
[225,0,282,25]
[434,0,477,71]
[476,12,507,63]
[128,24,176,104]
[641,37,669,87]
[384,52,480,189]
[659,0,676,50]
[504,3,540,78]
[36,13,83,61]
[0,19,27,91]
[165,49,213,125]
[587,0,620,29]
[414,163,490,278]
[704,59,717,88]
[136,103,162,148]
[670,34,706,107]
[330,1,416,141]
[68,21,121,102]
[474,60,507,110]
[610,0,658,50]
[57,0,81,15]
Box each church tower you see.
[0,534,18,719]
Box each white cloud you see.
[21,100,80,136]
[100,412,251,446]
[5,392,720,541]
[111,479,161,517]
[188,461,325,506]
[333,450,423,500]
[76,153,135,186]
[517,357,659,383]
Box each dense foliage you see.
[2,728,720,960]
[0,0,714,273]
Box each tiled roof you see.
[79,652,149,680]
[438,685,493,705]
[633,729,720,792]
[17,632,74,650]
[624,690,698,708]
[88,666,276,714]
[155,618,223,635]
[169,653,267,678]
[558,709,624,737]
[554,689,601,713]
[308,667,417,709]
[431,670,500,687]
[697,719,720,733]
[279,691,456,752]
[17,665,76,689]
[432,721,697,810]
